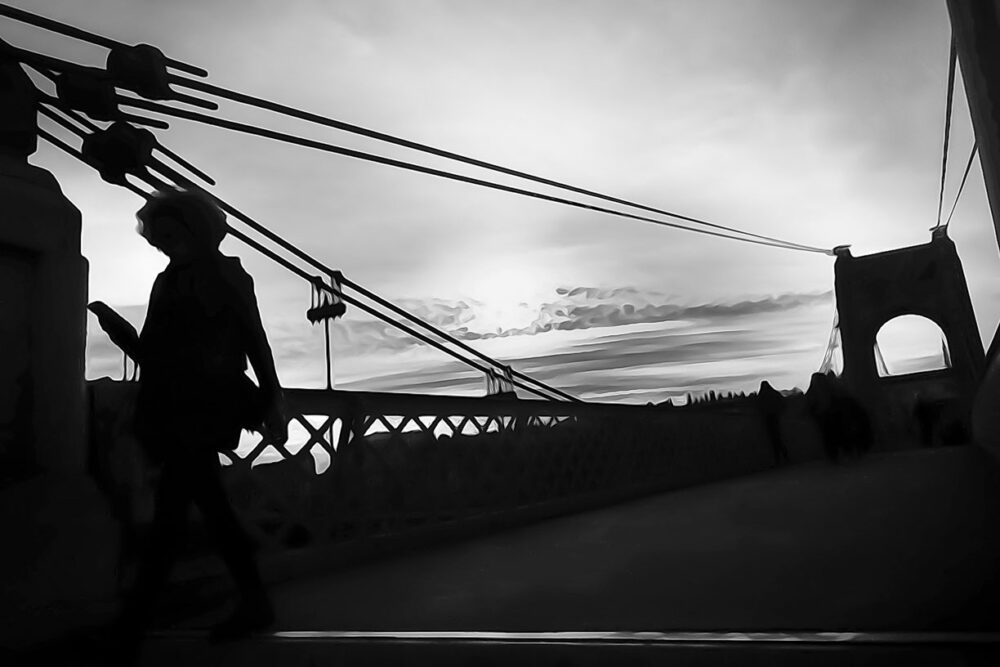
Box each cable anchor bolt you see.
[80,120,157,185]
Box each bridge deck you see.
[175,445,1000,632]
[17,445,1000,665]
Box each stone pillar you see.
[0,56,89,476]
[0,52,127,653]
[948,0,1000,456]
[947,0,1000,257]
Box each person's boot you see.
[208,593,275,643]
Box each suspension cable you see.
[32,70,217,187]
[37,93,796,399]
[38,109,572,401]
[4,3,832,253]
[30,55,791,398]
[167,74,827,253]
[38,76,819,277]
[0,2,205,76]
[14,3,840,393]
[943,142,979,229]
[37,127,149,200]
[3,33,832,254]
[338,277,581,402]
[136,139,580,401]
[141,171,559,400]
[155,155,580,401]
[118,95,833,255]
[935,34,958,230]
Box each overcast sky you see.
[7,0,999,401]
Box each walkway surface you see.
[251,445,1000,632]
[17,445,1000,665]
[145,445,1000,665]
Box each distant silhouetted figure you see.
[912,395,970,448]
[805,372,872,461]
[756,381,789,466]
[99,189,288,658]
[913,396,941,447]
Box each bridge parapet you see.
[87,380,822,583]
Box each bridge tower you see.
[834,230,984,441]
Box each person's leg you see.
[120,459,190,630]
[107,458,190,665]
[189,450,265,597]
[188,448,273,639]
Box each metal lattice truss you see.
[88,381,777,565]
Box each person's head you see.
[136,189,227,263]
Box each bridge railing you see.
[87,380,791,577]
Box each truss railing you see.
[88,380,782,570]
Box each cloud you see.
[304,286,834,363]
[453,287,832,340]
[334,300,834,402]
[86,286,831,380]
[84,284,837,405]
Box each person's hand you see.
[88,301,141,359]
[262,395,288,446]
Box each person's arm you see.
[244,280,282,402]
[223,259,288,444]
[88,301,141,361]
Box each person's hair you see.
[136,188,227,251]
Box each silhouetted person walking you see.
[94,189,287,660]
[806,372,872,461]
[756,381,789,466]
